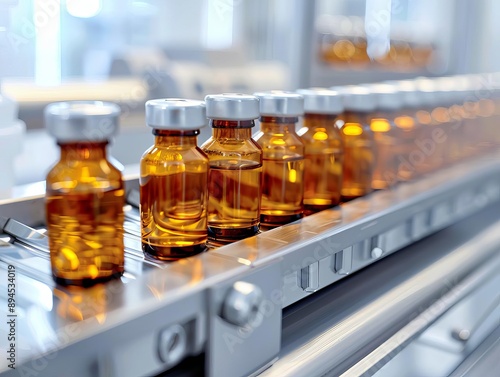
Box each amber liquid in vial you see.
[207,160,262,236]
[370,117,398,190]
[339,112,375,201]
[447,104,466,163]
[140,172,208,260]
[202,125,262,245]
[393,114,419,181]
[299,114,343,214]
[429,106,452,169]
[140,131,208,260]
[255,118,305,227]
[261,156,304,226]
[476,98,496,150]
[46,142,124,286]
[462,100,484,158]
[414,109,435,175]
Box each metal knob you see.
[221,281,263,327]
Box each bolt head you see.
[221,281,263,327]
[158,324,187,366]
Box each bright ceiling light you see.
[66,0,102,18]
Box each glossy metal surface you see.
[254,91,304,117]
[205,93,260,120]
[44,101,121,142]
[211,153,500,306]
[350,249,500,377]
[260,204,500,377]
[0,238,248,376]
[297,88,344,114]
[449,326,500,377]
[145,99,206,130]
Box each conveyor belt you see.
[1,153,500,376]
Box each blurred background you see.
[0,0,499,189]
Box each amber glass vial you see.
[44,101,124,286]
[461,76,488,157]
[297,88,344,214]
[433,77,467,167]
[140,99,209,260]
[392,80,423,181]
[414,78,448,173]
[335,86,375,201]
[366,84,402,190]
[447,86,469,162]
[459,88,480,159]
[253,91,305,227]
[475,92,496,151]
[201,94,262,245]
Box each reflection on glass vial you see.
[202,94,262,245]
[297,89,345,214]
[140,99,209,260]
[370,117,398,190]
[44,101,124,286]
[254,91,305,227]
[339,113,375,201]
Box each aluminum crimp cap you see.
[297,88,344,114]
[396,80,421,108]
[434,77,460,106]
[365,83,403,111]
[205,93,260,120]
[254,90,304,117]
[415,77,438,107]
[146,98,206,130]
[332,85,376,112]
[45,101,120,142]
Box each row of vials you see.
[43,73,500,286]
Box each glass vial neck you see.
[371,110,397,121]
[59,141,108,160]
[260,116,298,133]
[303,113,338,128]
[342,110,370,124]
[210,119,255,140]
[154,129,199,147]
[210,119,255,129]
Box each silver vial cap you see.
[205,93,259,120]
[365,83,402,111]
[254,90,304,117]
[414,78,438,107]
[296,88,344,114]
[146,98,206,130]
[44,101,120,142]
[452,75,474,103]
[333,85,376,112]
[396,80,421,108]
[433,77,457,106]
